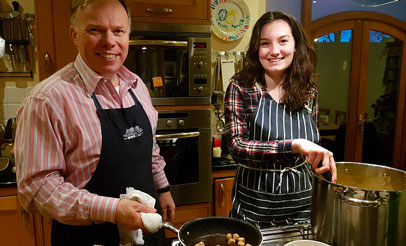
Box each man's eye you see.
[87,28,99,34]
[114,29,125,35]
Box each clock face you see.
[211,0,250,41]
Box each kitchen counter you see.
[212,156,237,171]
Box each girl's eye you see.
[260,41,269,46]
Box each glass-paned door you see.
[311,14,406,168]
[314,30,352,162]
[364,31,402,166]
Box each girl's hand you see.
[292,139,337,182]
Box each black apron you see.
[51,89,164,245]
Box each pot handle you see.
[336,189,384,207]
[162,220,180,234]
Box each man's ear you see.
[70,26,79,47]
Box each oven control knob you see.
[198,61,204,68]
[178,120,185,127]
[197,86,204,93]
[166,120,173,127]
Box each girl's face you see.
[258,20,295,78]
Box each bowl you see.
[284,240,330,246]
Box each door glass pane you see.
[365,31,402,166]
[314,30,352,161]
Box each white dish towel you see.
[119,187,163,245]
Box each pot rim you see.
[312,161,406,192]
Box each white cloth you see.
[119,187,163,245]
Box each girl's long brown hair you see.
[233,11,317,111]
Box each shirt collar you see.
[73,54,139,95]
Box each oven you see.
[156,108,211,205]
[125,23,211,106]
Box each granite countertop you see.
[212,156,237,171]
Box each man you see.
[14,0,175,245]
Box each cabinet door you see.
[35,0,76,80]
[165,202,212,238]
[130,0,210,24]
[214,177,234,217]
[0,196,36,246]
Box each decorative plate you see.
[211,0,250,41]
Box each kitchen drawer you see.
[130,0,210,24]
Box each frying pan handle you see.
[162,220,180,234]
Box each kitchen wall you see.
[210,0,266,136]
[0,0,38,124]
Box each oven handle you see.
[156,131,200,140]
[129,40,188,47]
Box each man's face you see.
[70,0,129,79]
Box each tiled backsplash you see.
[0,79,38,124]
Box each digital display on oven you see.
[194,79,207,85]
[193,42,207,48]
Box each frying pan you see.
[162,216,263,246]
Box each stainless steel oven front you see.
[125,23,211,106]
[156,108,211,205]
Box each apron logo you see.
[123,126,143,140]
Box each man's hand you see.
[115,199,156,230]
[159,192,175,221]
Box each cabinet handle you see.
[358,114,366,133]
[220,183,225,208]
[45,53,51,76]
[146,7,173,14]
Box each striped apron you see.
[229,84,320,228]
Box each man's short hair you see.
[70,0,131,26]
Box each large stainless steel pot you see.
[312,162,406,246]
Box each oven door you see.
[156,127,211,205]
[125,40,189,98]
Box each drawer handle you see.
[146,7,173,14]
[220,183,225,208]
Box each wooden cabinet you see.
[130,0,210,25]
[165,202,212,238]
[0,188,36,246]
[34,0,76,81]
[212,169,236,217]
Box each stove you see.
[169,223,313,246]
[260,223,313,245]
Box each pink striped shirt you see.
[15,55,168,225]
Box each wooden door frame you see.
[310,11,406,169]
